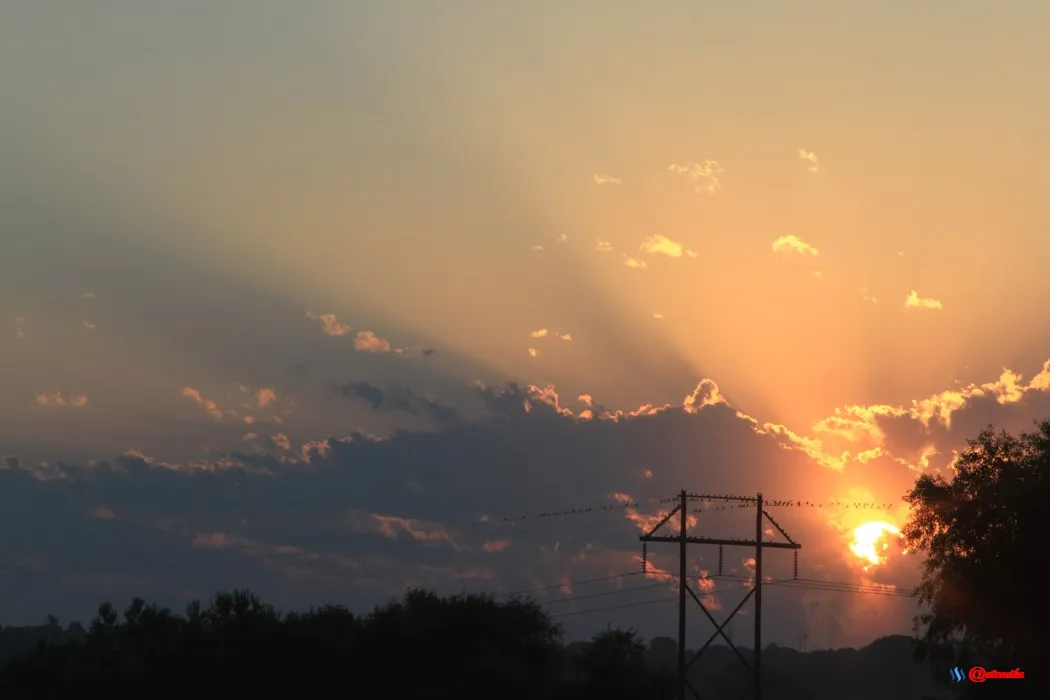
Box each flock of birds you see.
[492,496,899,524]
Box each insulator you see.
[642,542,648,573]
[718,545,724,576]
[793,550,799,580]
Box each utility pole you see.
[678,490,687,700]
[754,492,763,700]
[640,491,802,700]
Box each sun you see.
[849,521,902,569]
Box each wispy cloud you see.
[622,255,647,268]
[593,173,621,185]
[13,317,24,340]
[669,160,723,194]
[861,288,878,304]
[527,348,540,357]
[304,311,352,336]
[558,333,572,341]
[255,388,277,407]
[532,244,544,251]
[530,329,548,338]
[639,234,694,258]
[354,330,392,353]
[904,291,942,311]
[35,391,88,408]
[772,235,819,257]
[798,149,820,173]
[180,387,224,420]
[556,233,568,243]
[595,239,613,253]
[340,381,458,426]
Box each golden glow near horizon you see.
[849,522,902,569]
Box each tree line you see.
[0,587,672,699]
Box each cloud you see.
[652,313,664,319]
[13,317,25,340]
[339,381,459,426]
[532,245,544,251]
[595,239,613,253]
[556,233,568,243]
[669,160,723,194]
[530,329,548,338]
[798,149,820,173]
[354,331,392,353]
[35,391,88,408]
[483,539,510,553]
[593,174,621,185]
[558,333,572,341]
[639,235,684,258]
[4,363,1048,644]
[527,348,540,357]
[860,288,878,304]
[80,292,96,300]
[622,255,647,268]
[305,311,352,336]
[180,387,224,420]
[772,235,819,257]
[903,290,942,310]
[255,388,277,407]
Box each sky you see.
[2,0,1050,649]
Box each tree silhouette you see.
[0,587,675,699]
[903,420,1048,698]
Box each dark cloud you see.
[339,381,459,427]
[0,382,936,647]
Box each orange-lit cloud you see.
[904,290,942,310]
[595,239,613,252]
[35,391,88,408]
[527,348,539,357]
[305,311,352,336]
[669,160,723,194]
[622,255,647,268]
[772,235,819,257]
[593,173,621,185]
[354,330,392,352]
[483,539,510,553]
[255,388,277,407]
[860,288,878,304]
[530,328,548,338]
[180,387,224,420]
[639,234,684,258]
[798,149,820,172]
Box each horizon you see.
[2,1,1049,652]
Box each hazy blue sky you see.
[2,1,1049,647]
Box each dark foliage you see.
[903,420,1049,699]
[0,588,671,699]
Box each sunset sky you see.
[3,1,1050,649]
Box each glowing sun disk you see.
[849,521,901,566]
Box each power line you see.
[549,581,761,619]
[550,595,678,619]
[496,571,645,597]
